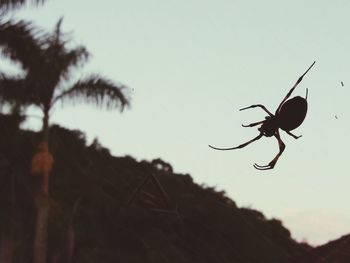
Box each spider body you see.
[277,96,307,131]
[209,61,315,170]
[258,117,278,137]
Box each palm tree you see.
[1,17,130,152]
[32,21,129,263]
[0,19,47,263]
[1,2,49,263]
[1,19,130,263]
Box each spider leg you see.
[239,104,273,116]
[209,133,263,151]
[285,130,302,139]
[276,61,315,113]
[254,131,285,170]
[242,120,265,128]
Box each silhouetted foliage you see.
[1,19,130,115]
[285,234,350,263]
[0,18,131,262]
[0,0,45,10]
[0,117,317,262]
[0,19,46,118]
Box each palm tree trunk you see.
[33,111,52,263]
[65,225,75,263]
[0,235,14,263]
[33,207,49,263]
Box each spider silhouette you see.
[209,61,316,170]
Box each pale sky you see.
[4,0,350,245]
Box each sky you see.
[2,0,350,245]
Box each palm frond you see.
[0,20,47,108]
[53,75,130,111]
[0,73,29,105]
[0,0,45,10]
[0,19,46,71]
[44,18,90,84]
[47,45,90,82]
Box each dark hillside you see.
[286,234,350,263]
[0,114,311,262]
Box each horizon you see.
[2,0,350,246]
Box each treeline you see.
[0,117,310,262]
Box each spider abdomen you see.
[277,96,307,131]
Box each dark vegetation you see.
[1,1,349,262]
[286,234,350,263]
[0,115,313,262]
[1,2,129,260]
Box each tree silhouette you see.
[1,18,130,263]
[0,12,47,263]
[0,122,315,262]
[34,19,129,263]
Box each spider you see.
[209,61,316,170]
